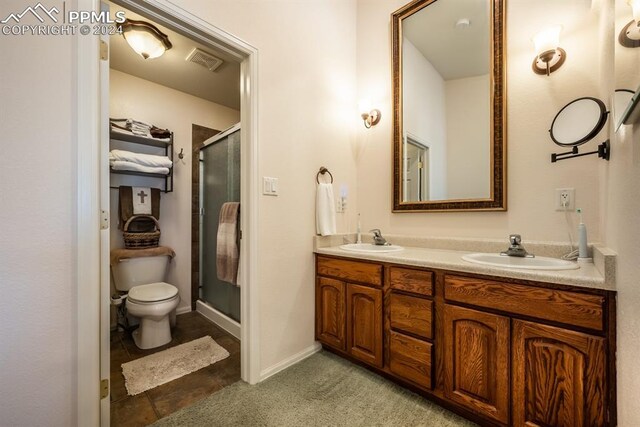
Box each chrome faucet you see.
[501,234,534,258]
[370,229,388,246]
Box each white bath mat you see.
[122,336,230,395]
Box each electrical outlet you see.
[336,197,347,213]
[555,188,575,211]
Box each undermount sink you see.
[462,253,579,271]
[340,243,404,253]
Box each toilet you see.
[111,250,180,349]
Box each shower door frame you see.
[197,123,243,334]
[76,0,261,424]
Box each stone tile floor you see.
[110,311,240,426]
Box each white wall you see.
[604,1,640,424]
[1,0,358,421]
[445,74,490,199]
[356,0,602,243]
[169,0,359,373]
[403,38,447,199]
[0,0,76,424]
[109,69,240,313]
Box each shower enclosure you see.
[199,124,241,323]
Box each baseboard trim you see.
[176,306,192,315]
[196,300,241,339]
[259,342,322,382]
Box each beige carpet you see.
[152,351,476,426]
[122,336,230,395]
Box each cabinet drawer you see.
[389,266,433,296]
[317,256,382,286]
[444,275,605,331]
[389,293,433,339]
[389,330,432,389]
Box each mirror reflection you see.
[395,0,506,210]
[402,0,490,202]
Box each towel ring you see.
[316,167,334,184]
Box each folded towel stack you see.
[109,149,173,176]
[110,118,171,141]
[127,119,152,137]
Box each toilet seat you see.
[127,282,178,304]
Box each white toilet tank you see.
[112,255,170,292]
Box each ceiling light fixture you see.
[619,0,640,48]
[119,19,172,59]
[531,26,566,76]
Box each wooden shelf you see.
[109,127,174,193]
[109,168,170,179]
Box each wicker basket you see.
[123,215,161,249]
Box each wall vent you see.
[186,48,224,72]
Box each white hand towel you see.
[316,183,336,236]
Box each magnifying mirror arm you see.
[551,140,611,163]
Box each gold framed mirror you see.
[392,0,506,212]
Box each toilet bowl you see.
[126,282,180,349]
[110,249,179,349]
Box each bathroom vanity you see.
[314,248,616,427]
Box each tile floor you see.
[110,311,240,426]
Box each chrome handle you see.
[509,234,521,245]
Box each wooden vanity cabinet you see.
[315,277,345,351]
[315,254,616,427]
[316,256,383,368]
[347,284,383,367]
[512,320,606,427]
[443,304,510,424]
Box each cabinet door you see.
[444,304,510,425]
[315,277,345,350]
[512,320,606,427]
[347,284,383,367]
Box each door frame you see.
[76,0,261,424]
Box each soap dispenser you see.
[577,208,592,263]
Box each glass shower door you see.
[200,128,241,322]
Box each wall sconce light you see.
[361,109,381,128]
[119,19,172,59]
[532,26,566,76]
[359,99,381,128]
[619,0,640,48]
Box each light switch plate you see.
[263,177,278,196]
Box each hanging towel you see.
[119,186,161,229]
[216,202,240,286]
[131,187,152,215]
[109,150,173,169]
[316,183,336,236]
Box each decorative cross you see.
[137,190,148,203]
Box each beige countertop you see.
[315,244,615,292]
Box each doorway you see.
[75,0,260,424]
[404,135,430,202]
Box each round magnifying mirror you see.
[549,97,608,147]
